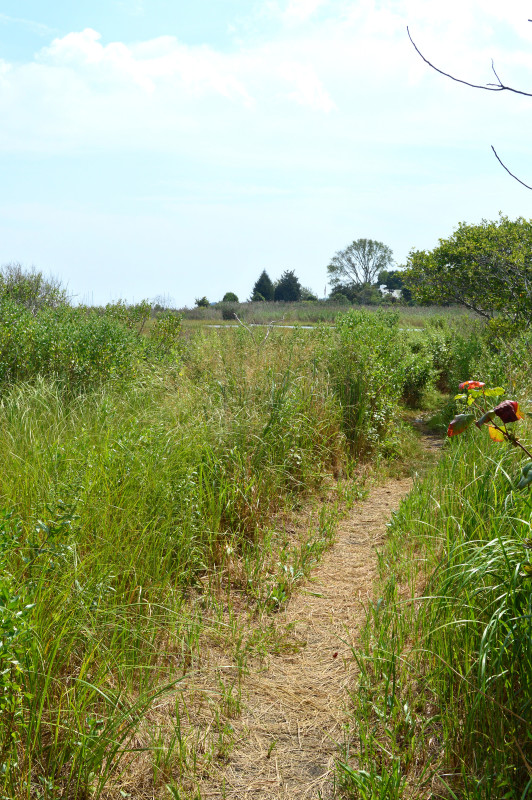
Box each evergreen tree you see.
[274,270,302,302]
[251,270,274,301]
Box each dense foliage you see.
[327,238,394,294]
[405,214,532,328]
[273,269,302,302]
[251,269,274,301]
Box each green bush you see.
[327,309,405,455]
[400,332,436,407]
[221,303,238,320]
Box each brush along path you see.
[201,475,415,799]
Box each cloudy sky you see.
[1,0,532,305]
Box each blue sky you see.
[1,0,532,305]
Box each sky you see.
[1,0,532,306]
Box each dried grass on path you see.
[199,477,413,799]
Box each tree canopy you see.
[274,270,302,302]
[327,239,393,293]
[251,270,274,302]
[404,215,532,326]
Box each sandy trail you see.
[199,475,415,799]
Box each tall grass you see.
[0,309,427,797]
[339,412,532,798]
[179,300,473,327]
[0,295,502,797]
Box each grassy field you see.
[178,300,474,329]
[0,288,529,798]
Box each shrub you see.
[0,263,69,313]
[221,304,238,320]
[326,309,406,455]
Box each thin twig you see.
[407,26,532,97]
[491,146,532,190]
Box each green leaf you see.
[517,461,532,489]
[454,393,467,401]
[476,410,496,427]
[447,413,475,436]
[484,387,505,397]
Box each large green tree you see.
[327,239,393,294]
[274,270,302,302]
[251,270,274,301]
[404,215,532,326]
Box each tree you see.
[404,214,532,327]
[300,286,318,301]
[195,296,209,308]
[327,239,393,294]
[0,262,69,314]
[274,270,302,302]
[251,270,274,302]
[222,292,239,302]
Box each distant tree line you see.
[250,269,317,302]
[198,238,413,309]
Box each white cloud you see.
[0,13,55,37]
[0,0,531,160]
[282,0,329,23]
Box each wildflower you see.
[493,400,523,424]
[458,380,485,390]
[447,413,475,437]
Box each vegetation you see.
[338,335,532,799]
[180,299,471,326]
[273,269,302,302]
[0,269,446,797]
[327,238,394,299]
[0,261,530,797]
[251,270,274,301]
[405,214,532,328]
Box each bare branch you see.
[234,314,283,347]
[407,26,532,97]
[491,146,532,190]
[234,314,257,344]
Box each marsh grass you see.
[179,301,473,328]
[0,303,504,797]
[339,424,532,799]
[0,313,417,797]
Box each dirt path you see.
[200,475,416,799]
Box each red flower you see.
[493,400,523,424]
[458,380,486,390]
